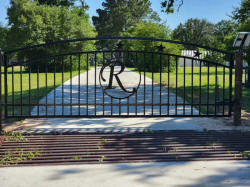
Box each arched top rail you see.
[4,36,233,55]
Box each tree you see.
[123,21,181,72]
[172,18,214,49]
[232,0,250,23]
[92,0,158,49]
[214,20,237,43]
[7,0,96,72]
[207,20,237,62]
[0,23,8,50]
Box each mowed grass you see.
[131,67,249,115]
[1,66,85,121]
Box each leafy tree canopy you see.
[123,21,181,72]
[92,0,159,49]
[7,0,96,71]
[214,20,237,43]
[172,18,214,49]
[0,23,8,50]
[232,0,250,23]
[7,0,95,49]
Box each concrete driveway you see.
[31,67,199,116]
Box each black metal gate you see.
[1,37,234,118]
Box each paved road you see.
[1,161,250,187]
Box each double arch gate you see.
[1,37,234,119]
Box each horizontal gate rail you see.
[4,37,232,55]
[8,50,233,69]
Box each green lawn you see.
[131,67,249,115]
[1,66,85,121]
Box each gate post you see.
[234,50,243,125]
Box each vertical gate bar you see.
[94,52,97,116]
[37,63,40,116]
[135,52,138,115]
[12,62,14,116]
[167,56,170,115]
[111,98,113,115]
[223,66,225,115]
[127,51,130,115]
[70,55,73,115]
[86,53,89,115]
[102,52,105,115]
[159,53,162,115]
[62,56,64,116]
[229,54,233,116]
[127,97,130,115]
[45,59,48,117]
[86,53,90,115]
[199,59,202,116]
[214,64,218,115]
[28,60,31,116]
[207,63,210,115]
[78,54,81,115]
[119,99,121,115]
[143,53,146,116]
[183,57,186,115]
[110,52,112,116]
[244,67,246,86]
[20,64,23,116]
[4,54,7,118]
[118,49,122,116]
[191,58,194,115]
[175,56,178,115]
[54,58,56,116]
[151,53,154,115]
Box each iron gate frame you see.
[0,37,234,119]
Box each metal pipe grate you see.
[1,131,250,167]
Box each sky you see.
[0,0,242,29]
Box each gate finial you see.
[194,50,202,58]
